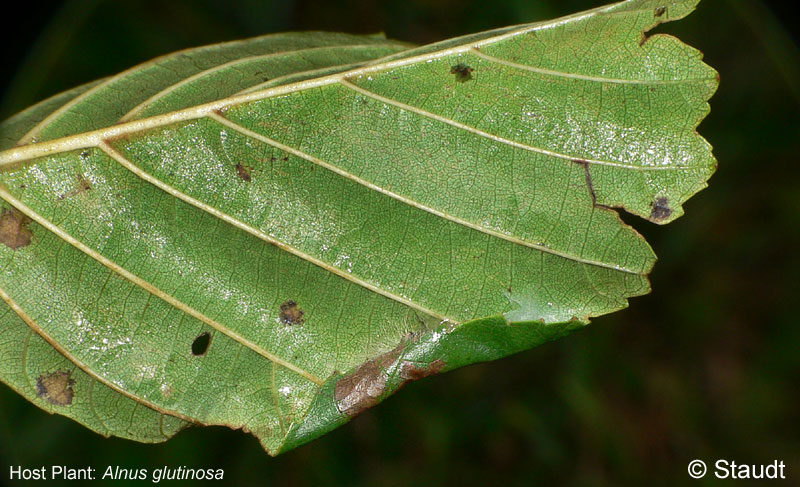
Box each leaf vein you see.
[0,185,323,386]
[339,79,694,171]
[0,284,195,423]
[99,139,456,324]
[208,112,643,275]
[120,44,401,123]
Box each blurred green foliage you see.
[1,0,798,485]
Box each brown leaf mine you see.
[334,345,404,417]
[399,359,446,380]
[335,344,447,417]
[36,370,75,406]
[0,208,32,250]
[279,300,305,325]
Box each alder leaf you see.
[0,0,717,455]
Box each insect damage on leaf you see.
[399,359,446,380]
[191,332,212,356]
[650,197,672,222]
[36,370,75,406]
[235,163,252,182]
[335,343,447,417]
[58,173,92,200]
[572,158,611,210]
[334,344,405,417]
[0,208,32,250]
[279,300,305,325]
[450,63,474,82]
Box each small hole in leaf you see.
[192,332,211,356]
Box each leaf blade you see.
[0,0,717,454]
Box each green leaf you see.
[0,0,717,455]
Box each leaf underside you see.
[0,0,717,454]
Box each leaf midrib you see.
[0,4,709,168]
[118,43,407,123]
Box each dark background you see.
[1,0,798,485]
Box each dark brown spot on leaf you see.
[236,163,252,182]
[192,332,211,356]
[279,300,305,325]
[654,6,666,17]
[399,359,446,381]
[0,208,32,249]
[36,370,75,406]
[335,345,404,417]
[650,197,672,221]
[450,63,474,83]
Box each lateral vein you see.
[99,139,457,325]
[235,61,370,96]
[470,48,718,85]
[0,185,323,386]
[208,111,642,275]
[0,284,196,423]
[120,44,400,123]
[339,79,692,171]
